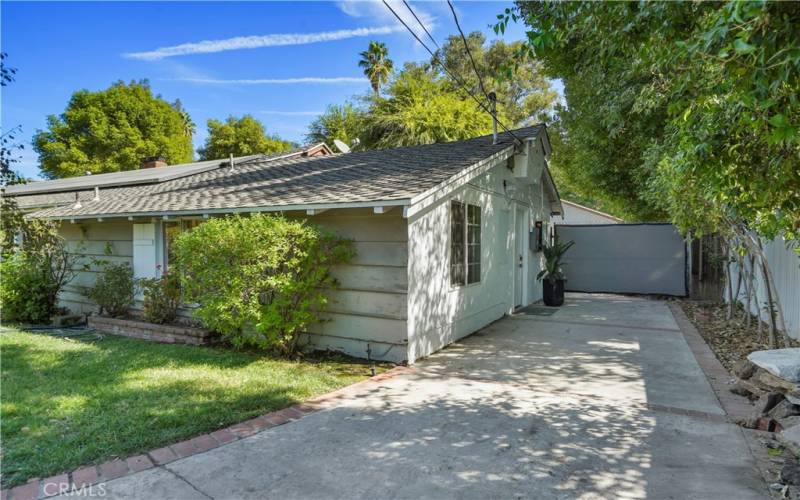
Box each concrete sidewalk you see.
[59,294,767,499]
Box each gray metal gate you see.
[555,223,688,296]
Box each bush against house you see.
[172,214,354,355]
[84,262,136,317]
[0,218,77,323]
[139,270,181,325]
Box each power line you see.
[402,0,439,51]
[446,0,491,103]
[382,0,522,145]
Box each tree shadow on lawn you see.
[0,333,375,488]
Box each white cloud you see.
[171,77,367,85]
[337,0,438,45]
[124,26,404,61]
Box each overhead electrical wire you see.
[446,0,491,104]
[383,0,522,145]
[402,0,440,50]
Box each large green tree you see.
[33,80,194,178]
[358,41,394,96]
[309,32,560,151]
[502,1,799,237]
[364,64,495,148]
[305,103,367,149]
[438,32,557,127]
[198,115,293,160]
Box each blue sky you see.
[2,1,537,179]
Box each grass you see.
[0,327,389,488]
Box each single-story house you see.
[557,200,622,225]
[5,125,562,363]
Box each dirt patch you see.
[679,301,798,372]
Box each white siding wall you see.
[729,236,800,340]
[296,208,409,363]
[58,220,134,314]
[406,157,549,363]
[56,210,409,361]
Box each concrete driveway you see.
[75,294,767,499]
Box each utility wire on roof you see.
[446,0,491,104]
[384,0,522,146]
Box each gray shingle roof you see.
[24,126,544,219]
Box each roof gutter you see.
[30,199,412,222]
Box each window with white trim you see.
[450,200,481,286]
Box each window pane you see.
[450,201,466,285]
[466,204,481,284]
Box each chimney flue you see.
[141,156,168,169]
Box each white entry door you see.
[514,206,526,308]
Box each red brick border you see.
[3,365,414,499]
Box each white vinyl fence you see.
[728,236,800,340]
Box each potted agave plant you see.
[536,239,575,307]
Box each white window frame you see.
[450,200,481,287]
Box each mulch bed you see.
[679,300,799,372]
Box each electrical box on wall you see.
[530,221,544,252]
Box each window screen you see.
[450,201,466,286]
[467,205,481,284]
[451,201,481,286]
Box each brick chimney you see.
[141,156,168,169]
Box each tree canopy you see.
[438,32,557,127]
[309,33,556,151]
[305,103,367,149]
[364,64,495,148]
[33,80,194,178]
[198,115,293,160]
[501,1,799,237]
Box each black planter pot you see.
[542,279,565,307]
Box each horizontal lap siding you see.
[54,211,408,361]
[295,209,409,359]
[57,220,134,315]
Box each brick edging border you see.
[667,302,755,420]
[3,365,415,500]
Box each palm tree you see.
[358,41,394,96]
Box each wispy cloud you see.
[170,77,367,85]
[124,26,403,61]
[337,0,437,43]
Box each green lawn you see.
[0,327,387,488]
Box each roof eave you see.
[28,199,413,222]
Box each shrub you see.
[0,253,61,323]
[0,216,77,323]
[85,262,135,317]
[173,214,354,355]
[139,270,181,324]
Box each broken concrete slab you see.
[769,400,800,420]
[748,348,800,383]
[779,423,800,453]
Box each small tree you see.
[0,219,78,323]
[172,214,354,355]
